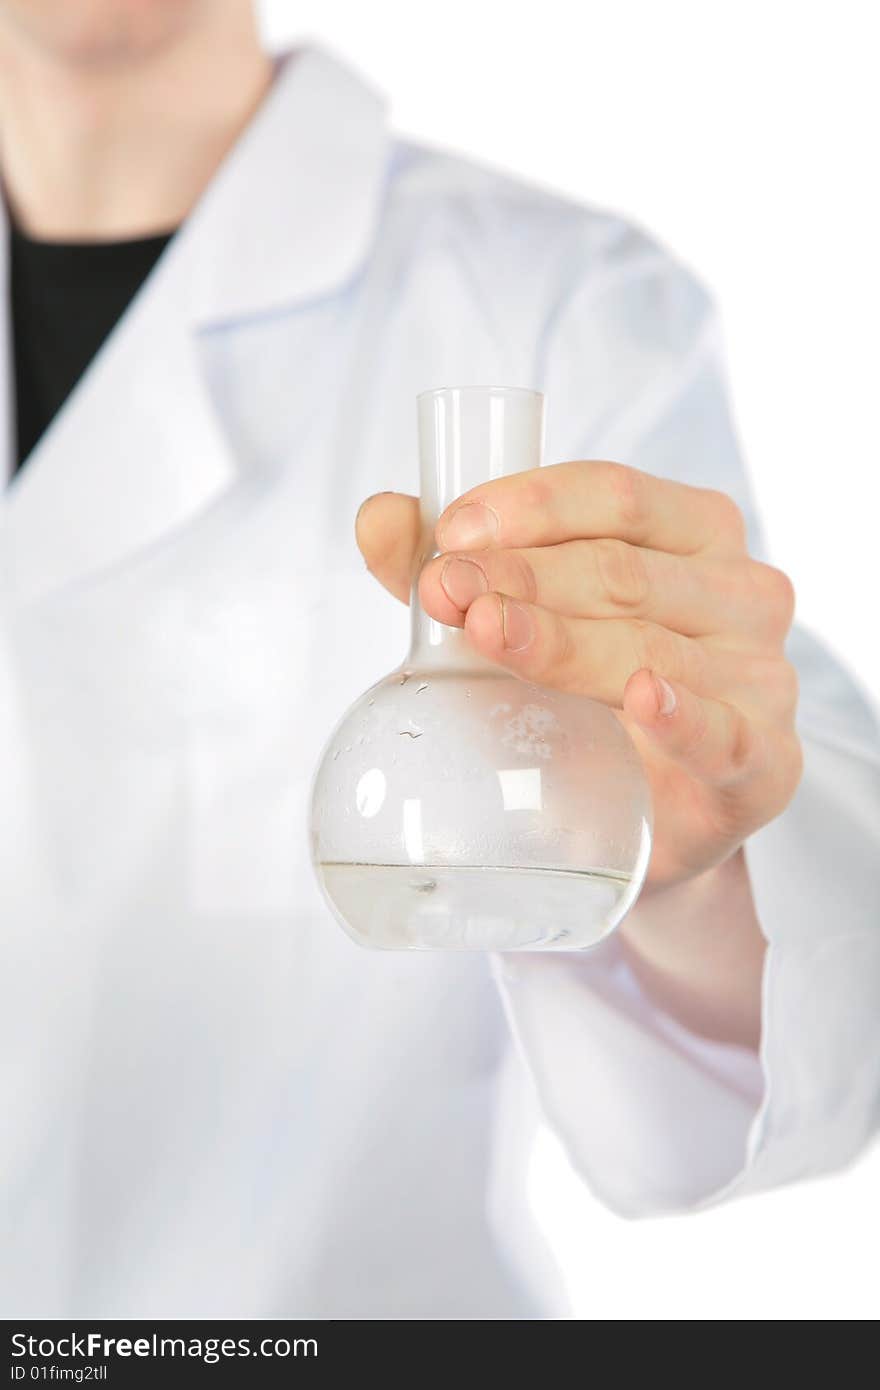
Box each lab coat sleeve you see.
[492,234,880,1217]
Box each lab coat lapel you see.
[0,265,239,603]
[0,46,389,604]
[0,226,13,494]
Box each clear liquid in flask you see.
[317,862,633,951]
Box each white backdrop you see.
[261,0,879,1320]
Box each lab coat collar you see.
[177,45,390,326]
[0,46,390,603]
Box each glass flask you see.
[310,386,652,950]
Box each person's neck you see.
[0,13,274,241]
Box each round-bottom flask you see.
[310,387,652,950]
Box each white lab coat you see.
[1,46,878,1319]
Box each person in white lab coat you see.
[0,3,878,1320]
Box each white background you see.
[262,0,879,1319]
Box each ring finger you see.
[460,591,737,706]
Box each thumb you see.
[355,491,421,604]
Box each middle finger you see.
[420,539,780,642]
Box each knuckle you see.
[603,462,649,537]
[756,731,804,821]
[679,698,711,761]
[628,619,671,677]
[544,614,580,688]
[706,488,747,546]
[727,711,756,778]
[753,657,799,719]
[593,538,649,610]
[762,564,797,628]
[777,659,800,714]
[503,550,539,605]
[516,474,555,514]
[632,621,706,692]
[735,560,796,640]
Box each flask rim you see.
[416,384,544,403]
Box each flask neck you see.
[408,387,545,673]
[407,542,496,673]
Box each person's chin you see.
[0,0,205,67]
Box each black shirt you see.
[9,225,174,472]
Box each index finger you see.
[435,460,747,557]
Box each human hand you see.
[356,461,802,888]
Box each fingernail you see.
[441,556,489,609]
[653,674,677,716]
[438,502,499,551]
[502,598,533,652]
